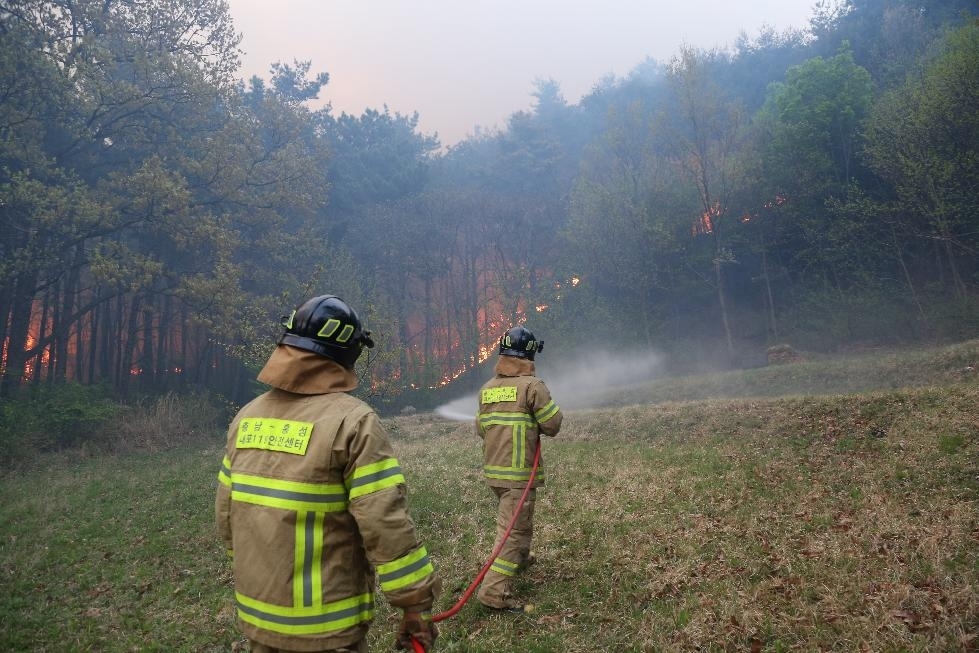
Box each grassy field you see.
[1,341,977,652]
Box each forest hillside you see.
[2,0,978,419]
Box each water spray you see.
[433,349,665,418]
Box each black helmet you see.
[278,295,375,369]
[499,326,543,360]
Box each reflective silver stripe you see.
[480,409,541,482]
[236,594,374,628]
[483,466,541,481]
[349,466,402,489]
[232,481,347,506]
[218,458,231,486]
[479,412,536,428]
[512,423,526,468]
[347,459,405,499]
[377,547,435,591]
[490,557,519,577]
[535,400,560,423]
[302,511,315,606]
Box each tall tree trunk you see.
[157,294,170,391]
[891,224,928,330]
[423,277,433,387]
[115,295,140,393]
[76,305,89,383]
[88,298,103,384]
[942,235,966,301]
[36,287,53,385]
[714,258,734,356]
[98,298,114,383]
[761,248,779,340]
[55,256,81,382]
[0,271,39,397]
[142,307,155,391]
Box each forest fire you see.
[692,202,721,236]
[18,334,50,382]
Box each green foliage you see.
[863,21,979,300]
[0,383,123,464]
[2,0,979,411]
[0,387,230,469]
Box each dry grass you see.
[373,385,979,652]
[1,353,976,652]
[110,392,225,453]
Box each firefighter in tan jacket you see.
[475,326,562,610]
[216,295,441,653]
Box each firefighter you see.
[475,325,563,611]
[216,295,441,653]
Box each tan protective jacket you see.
[216,345,440,651]
[476,356,563,489]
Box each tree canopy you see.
[2,0,977,412]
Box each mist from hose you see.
[434,349,666,421]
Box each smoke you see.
[434,395,479,422]
[435,349,666,421]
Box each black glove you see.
[395,611,438,651]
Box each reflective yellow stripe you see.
[294,512,325,608]
[376,546,435,592]
[347,458,405,499]
[535,400,560,423]
[483,465,543,482]
[218,456,231,487]
[293,514,304,608]
[478,412,536,428]
[230,472,348,512]
[490,557,519,577]
[236,591,374,635]
[317,318,341,339]
[480,410,544,482]
[512,423,526,469]
[309,513,324,607]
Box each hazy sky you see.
[226,1,817,146]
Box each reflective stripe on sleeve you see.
[347,458,405,499]
[535,400,560,424]
[236,591,374,635]
[376,545,436,592]
[218,456,231,486]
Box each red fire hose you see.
[409,442,542,652]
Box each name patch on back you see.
[482,386,517,403]
[236,418,314,455]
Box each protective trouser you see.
[476,487,537,608]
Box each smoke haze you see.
[435,349,666,421]
[226,0,817,147]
